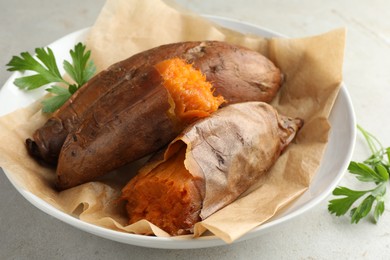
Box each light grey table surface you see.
[1,0,390,259]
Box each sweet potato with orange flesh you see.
[121,102,303,236]
[56,59,223,190]
[123,147,204,235]
[26,41,282,166]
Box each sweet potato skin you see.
[27,41,282,167]
[26,67,131,165]
[121,102,303,235]
[56,68,180,189]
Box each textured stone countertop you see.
[1,0,390,259]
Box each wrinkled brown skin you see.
[121,102,303,235]
[56,68,180,189]
[27,41,282,166]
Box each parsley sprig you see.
[6,43,96,113]
[328,125,389,223]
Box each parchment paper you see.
[0,0,345,243]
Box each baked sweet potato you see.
[56,58,224,189]
[121,102,303,235]
[26,41,282,166]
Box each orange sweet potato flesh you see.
[155,58,225,124]
[121,102,303,236]
[56,59,222,189]
[122,147,204,235]
[26,41,282,166]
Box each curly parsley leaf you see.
[328,125,389,224]
[6,42,95,113]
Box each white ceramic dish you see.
[0,16,356,249]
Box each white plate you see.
[0,16,356,249]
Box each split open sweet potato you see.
[56,58,225,189]
[27,41,282,167]
[25,41,283,189]
[121,102,303,235]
